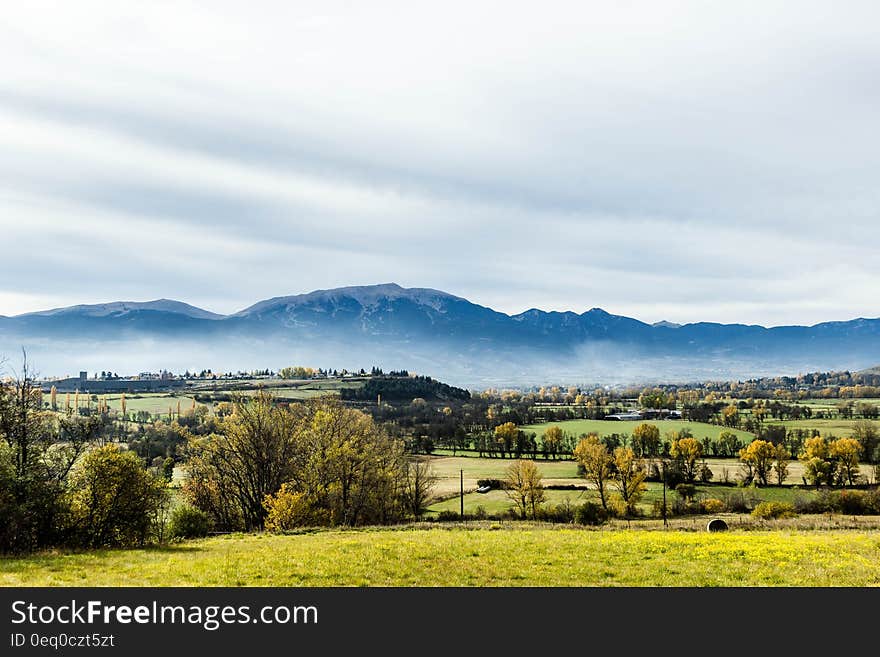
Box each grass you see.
[3,527,880,586]
[426,480,821,516]
[521,419,755,444]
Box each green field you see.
[424,455,580,496]
[766,418,866,437]
[521,419,755,444]
[3,527,880,586]
[427,480,822,516]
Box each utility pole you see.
[662,460,668,528]
[460,469,464,519]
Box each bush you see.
[701,498,726,514]
[674,483,696,501]
[476,479,505,490]
[436,510,461,522]
[263,483,328,531]
[752,501,797,520]
[721,491,750,513]
[574,501,608,526]
[536,501,576,523]
[168,505,211,539]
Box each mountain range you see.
[2,283,878,387]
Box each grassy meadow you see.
[4,527,880,587]
[521,419,755,444]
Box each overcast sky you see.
[1,1,879,326]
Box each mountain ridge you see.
[1,283,878,385]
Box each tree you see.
[773,444,790,486]
[542,425,564,460]
[830,437,861,486]
[493,422,519,458]
[183,391,301,530]
[402,459,438,518]
[612,447,646,516]
[717,430,743,457]
[504,459,545,519]
[162,457,175,483]
[67,444,168,548]
[631,423,660,458]
[800,436,834,487]
[739,440,776,486]
[722,405,740,428]
[851,420,878,464]
[574,434,613,511]
[669,437,702,483]
[0,355,78,552]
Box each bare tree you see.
[402,459,438,518]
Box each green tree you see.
[67,444,168,548]
[851,420,878,464]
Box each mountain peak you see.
[17,299,223,320]
[234,283,464,317]
[653,320,682,329]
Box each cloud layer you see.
[2,1,879,326]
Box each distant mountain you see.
[20,299,224,321]
[1,283,879,387]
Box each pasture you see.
[521,419,754,444]
[3,527,880,586]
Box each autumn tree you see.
[739,440,776,486]
[773,444,790,486]
[669,437,703,483]
[612,447,646,516]
[542,425,564,460]
[800,436,834,487]
[504,459,545,519]
[574,434,613,511]
[493,422,519,458]
[831,437,861,486]
[631,423,661,458]
[183,391,301,530]
[722,405,740,428]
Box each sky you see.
[1,1,879,327]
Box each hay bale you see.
[707,518,729,532]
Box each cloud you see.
[1,1,879,325]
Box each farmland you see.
[3,526,880,586]
[521,419,755,444]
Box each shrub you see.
[574,501,608,526]
[476,478,506,490]
[674,483,697,502]
[701,498,725,514]
[721,491,750,513]
[168,505,211,539]
[264,484,327,531]
[436,510,461,522]
[752,501,797,520]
